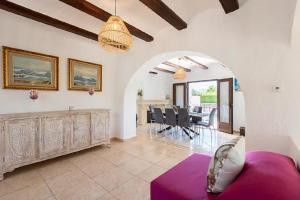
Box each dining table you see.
[158,112,210,138]
[189,112,210,118]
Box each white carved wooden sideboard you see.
[0,109,110,180]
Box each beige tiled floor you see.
[0,125,236,200]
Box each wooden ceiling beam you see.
[154,67,175,74]
[139,0,187,30]
[219,0,239,14]
[59,0,153,42]
[183,56,209,70]
[163,61,191,72]
[0,0,98,41]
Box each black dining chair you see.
[153,108,166,133]
[148,105,156,133]
[165,108,177,133]
[177,108,193,139]
[172,105,179,113]
[191,106,203,123]
[193,106,202,113]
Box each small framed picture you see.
[68,58,102,91]
[2,46,59,90]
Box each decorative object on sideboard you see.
[98,0,132,52]
[88,87,95,96]
[68,58,102,92]
[2,46,59,90]
[29,89,38,100]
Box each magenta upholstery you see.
[217,151,300,200]
[151,151,300,200]
[151,153,218,200]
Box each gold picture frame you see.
[2,46,59,90]
[68,58,102,91]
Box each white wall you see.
[233,91,246,131]
[284,0,300,165]
[0,11,118,137]
[173,64,246,131]
[118,0,297,160]
[136,72,172,100]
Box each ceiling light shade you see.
[98,15,132,52]
[173,68,186,80]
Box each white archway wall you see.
[137,73,173,100]
[124,52,246,139]
[122,51,224,139]
[117,0,298,160]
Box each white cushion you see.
[207,137,245,193]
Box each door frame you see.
[217,78,233,134]
[173,83,187,107]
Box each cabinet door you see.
[4,118,38,168]
[71,113,91,149]
[91,112,108,144]
[0,122,4,170]
[39,116,68,158]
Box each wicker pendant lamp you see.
[173,58,186,80]
[98,0,132,52]
[173,68,186,80]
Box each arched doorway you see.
[122,51,246,145]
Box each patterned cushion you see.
[207,137,245,193]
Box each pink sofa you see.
[151,151,300,200]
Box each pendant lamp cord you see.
[114,0,116,16]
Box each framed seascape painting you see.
[68,58,102,91]
[2,46,59,90]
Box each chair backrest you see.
[172,105,179,113]
[149,105,155,120]
[193,106,202,113]
[153,108,164,124]
[178,108,190,127]
[208,108,216,126]
[165,108,177,126]
[149,105,154,113]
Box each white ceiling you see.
[8,0,220,39]
[153,56,222,73]
[87,0,219,35]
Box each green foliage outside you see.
[201,95,217,103]
[192,85,217,103]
